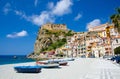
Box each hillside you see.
[33,23,74,55]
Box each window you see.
[116,39,118,43]
[103,39,105,43]
[104,32,105,37]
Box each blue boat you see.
[14,66,42,73]
[110,56,120,63]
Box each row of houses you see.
[55,23,120,58]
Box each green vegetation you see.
[44,29,64,36]
[45,38,66,51]
[110,7,120,33]
[114,46,120,54]
[44,29,73,37]
[40,29,74,52]
[65,30,74,36]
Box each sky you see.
[0,0,120,55]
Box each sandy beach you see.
[0,58,120,79]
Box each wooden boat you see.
[64,58,75,61]
[59,61,68,66]
[36,61,48,64]
[48,59,61,63]
[38,63,59,68]
[14,66,41,73]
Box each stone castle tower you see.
[41,23,67,31]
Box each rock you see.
[34,23,69,55]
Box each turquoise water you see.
[0,55,35,65]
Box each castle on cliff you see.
[41,23,67,31]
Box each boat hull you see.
[38,63,59,68]
[59,61,68,66]
[14,66,41,73]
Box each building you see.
[54,23,120,58]
[88,23,120,57]
[57,32,86,57]
[36,23,120,58]
[41,23,67,31]
[85,31,104,57]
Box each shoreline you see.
[0,58,120,79]
[0,61,35,67]
[0,61,36,66]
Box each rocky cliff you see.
[33,23,73,55]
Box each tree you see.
[110,7,120,33]
[65,30,74,36]
[114,46,120,55]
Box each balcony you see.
[88,39,100,43]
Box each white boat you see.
[38,63,59,68]
[59,61,68,66]
[64,58,75,61]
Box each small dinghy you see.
[59,61,68,66]
[48,59,61,63]
[36,61,48,64]
[37,63,59,68]
[14,66,41,73]
[65,58,75,61]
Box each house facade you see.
[55,23,120,58]
[87,23,120,57]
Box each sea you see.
[0,55,35,65]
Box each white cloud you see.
[3,3,11,14]
[29,0,73,26]
[14,10,23,15]
[48,2,54,10]
[30,11,55,26]
[14,10,30,21]
[6,30,28,38]
[52,0,73,16]
[34,0,38,7]
[74,13,82,21]
[14,10,54,26]
[14,0,73,26]
[87,19,101,29]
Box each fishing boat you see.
[36,61,48,64]
[14,66,41,73]
[59,61,68,66]
[64,58,75,61]
[38,63,59,68]
[36,60,59,68]
[48,59,61,63]
[48,59,68,66]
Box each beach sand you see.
[0,58,120,79]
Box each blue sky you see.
[0,0,120,55]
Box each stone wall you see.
[41,23,67,31]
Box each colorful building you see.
[87,23,120,57]
[55,23,120,58]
